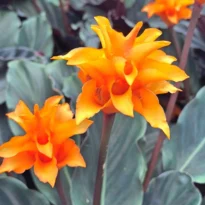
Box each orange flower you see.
[0,96,92,187]
[196,0,205,4]
[52,16,189,139]
[142,0,194,26]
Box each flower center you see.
[112,79,129,95]
[94,85,110,105]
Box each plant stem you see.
[32,0,41,13]
[143,2,203,192]
[93,113,115,205]
[169,26,181,60]
[59,0,72,35]
[56,174,68,205]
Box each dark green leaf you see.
[70,0,106,11]
[0,103,12,144]
[17,13,54,57]
[30,169,62,205]
[0,10,20,47]
[0,176,50,205]
[71,112,147,205]
[0,47,48,64]
[143,171,202,205]
[138,127,163,178]
[6,60,57,135]
[62,73,82,109]
[46,60,76,93]
[163,86,205,183]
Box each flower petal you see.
[0,135,36,158]
[142,3,165,18]
[7,101,34,131]
[57,139,86,168]
[133,88,170,138]
[52,48,104,65]
[76,80,103,124]
[36,141,53,158]
[110,82,134,117]
[34,156,58,187]
[138,59,189,84]
[53,119,93,144]
[55,103,73,122]
[135,28,162,44]
[147,50,177,64]
[128,41,170,63]
[178,7,192,19]
[146,81,181,94]
[0,152,35,174]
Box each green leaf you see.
[62,73,82,109]
[163,86,205,183]
[0,103,12,144]
[17,12,54,57]
[143,171,202,205]
[0,10,21,47]
[175,20,205,51]
[0,47,48,64]
[46,60,76,93]
[0,176,50,205]
[138,127,163,178]
[6,60,56,135]
[71,112,147,205]
[70,0,106,11]
[0,62,7,104]
[202,198,205,205]
[30,170,62,205]
[125,0,149,24]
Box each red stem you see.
[143,2,203,192]
[93,113,115,205]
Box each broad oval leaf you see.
[71,112,147,205]
[0,10,20,47]
[46,60,76,93]
[6,60,56,135]
[163,86,205,183]
[0,104,12,144]
[17,12,54,57]
[30,169,62,205]
[0,176,49,205]
[143,171,202,205]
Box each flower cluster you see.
[142,0,194,26]
[52,16,188,139]
[0,96,92,186]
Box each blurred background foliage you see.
[1,0,205,205]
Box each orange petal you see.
[128,41,170,63]
[76,80,103,124]
[113,57,138,85]
[52,48,104,65]
[178,7,192,19]
[110,82,134,117]
[147,50,177,64]
[135,28,162,44]
[142,3,165,18]
[57,139,86,168]
[0,152,35,174]
[55,103,73,122]
[53,119,93,144]
[34,156,58,187]
[125,22,143,49]
[146,81,181,94]
[0,135,36,158]
[138,59,189,84]
[134,88,170,138]
[7,101,34,131]
[36,141,53,158]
